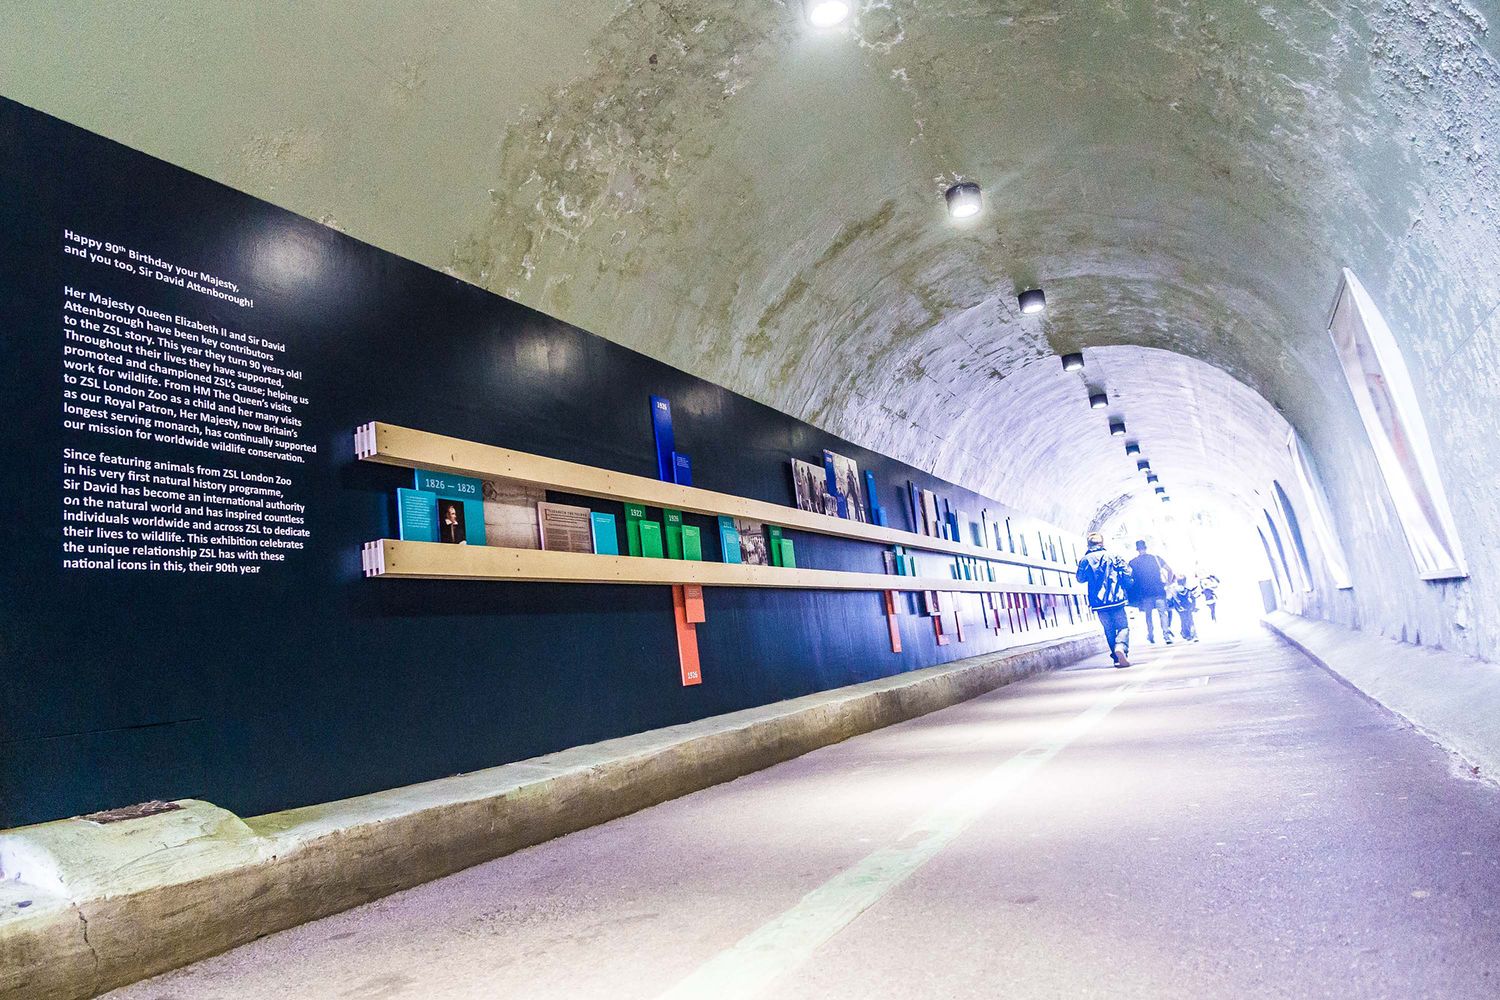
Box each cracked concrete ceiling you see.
[5,1,1499,653]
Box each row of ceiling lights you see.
[931,87,1165,504]
[1062,354,1171,504]
[952,170,1161,503]
[942,146,1050,318]
[807,4,1123,505]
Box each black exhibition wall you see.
[0,98,1079,828]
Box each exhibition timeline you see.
[58,227,313,575]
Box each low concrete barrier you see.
[1263,611,1500,782]
[0,630,1100,1000]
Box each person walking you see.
[1129,539,1174,644]
[1201,573,1220,622]
[1077,531,1133,668]
[1168,573,1201,642]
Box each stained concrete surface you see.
[105,626,1500,1000]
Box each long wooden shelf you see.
[362,540,1085,596]
[355,422,1077,574]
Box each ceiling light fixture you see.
[1109,420,1126,437]
[1137,459,1151,472]
[1125,442,1141,455]
[1018,288,1047,315]
[1155,485,1166,495]
[1060,352,1084,372]
[1089,392,1109,410]
[1146,473,1159,484]
[804,0,851,27]
[945,181,982,219]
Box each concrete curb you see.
[1262,612,1500,782]
[0,630,1100,1000]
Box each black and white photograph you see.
[734,518,770,566]
[791,457,839,517]
[822,450,868,522]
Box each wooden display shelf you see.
[361,539,1085,597]
[354,422,1077,574]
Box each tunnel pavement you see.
[106,625,1500,1000]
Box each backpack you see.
[1080,549,1131,608]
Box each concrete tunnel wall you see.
[3,1,1497,659]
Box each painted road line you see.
[654,651,1176,1000]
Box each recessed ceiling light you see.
[945,181,982,219]
[1018,288,1046,315]
[1109,421,1126,437]
[1161,495,1172,502]
[1137,459,1151,472]
[805,0,850,27]
[1089,392,1109,410]
[1155,485,1166,494]
[1125,442,1141,455]
[1146,473,1159,484]
[1060,352,1084,372]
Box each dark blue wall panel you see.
[0,99,1077,827]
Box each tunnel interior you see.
[6,6,1500,998]
[8,1,1491,655]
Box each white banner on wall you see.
[1285,429,1353,590]
[1327,269,1466,581]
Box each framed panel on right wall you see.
[1285,430,1353,590]
[1327,268,1467,581]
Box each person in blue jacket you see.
[1076,531,1133,667]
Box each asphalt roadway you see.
[108,626,1500,1000]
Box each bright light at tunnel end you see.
[805,1,851,27]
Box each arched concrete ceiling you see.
[4,1,1497,544]
[979,346,1297,534]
